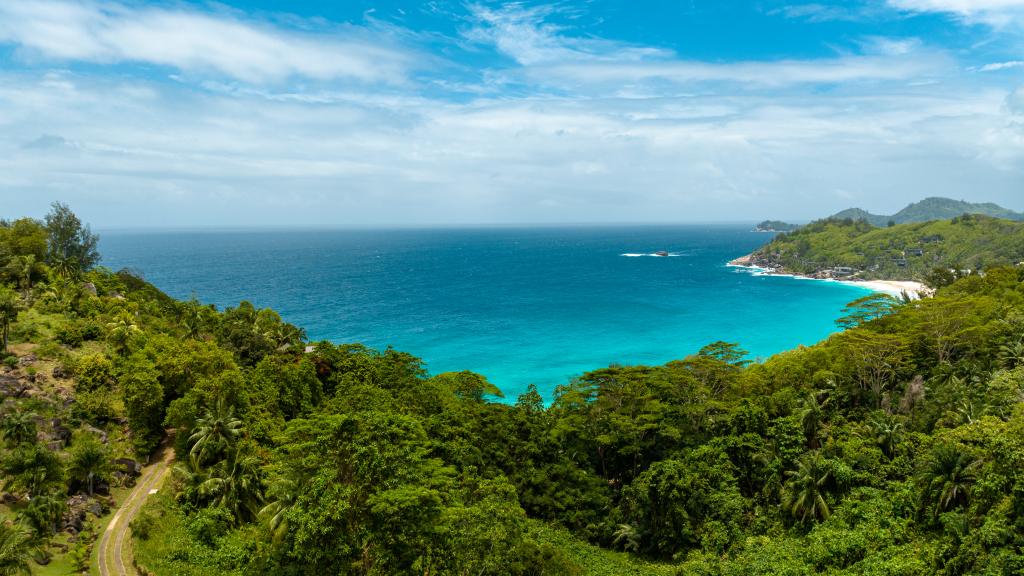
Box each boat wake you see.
[621,252,683,257]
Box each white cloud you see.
[0,70,1020,227]
[462,2,668,66]
[889,0,1024,14]
[464,3,948,92]
[768,4,883,22]
[979,60,1024,70]
[887,0,1024,26]
[0,0,413,84]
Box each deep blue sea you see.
[98,226,873,400]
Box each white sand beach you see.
[835,279,932,299]
[727,254,932,299]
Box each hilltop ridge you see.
[830,197,1024,227]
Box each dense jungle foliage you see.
[750,214,1024,281]
[2,204,1024,575]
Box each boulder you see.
[82,282,97,296]
[114,458,143,477]
[86,500,104,517]
[52,365,70,379]
[83,425,108,444]
[17,354,37,366]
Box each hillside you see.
[831,197,1024,227]
[745,214,1024,282]
[4,204,1024,576]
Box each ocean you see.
[98,225,873,401]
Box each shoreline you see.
[727,255,932,299]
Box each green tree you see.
[0,288,21,354]
[0,519,33,576]
[120,360,165,456]
[783,451,832,523]
[921,444,977,515]
[836,293,901,330]
[19,493,65,537]
[188,398,244,465]
[798,392,828,449]
[0,412,37,448]
[4,255,37,298]
[199,448,264,523]
[67,433,111,496]
[259,477,299,543]
[867,411,904,459]
[106,312,142,356]
[44,202,99,273]
[1,445,64,497]
[74,354,115,393]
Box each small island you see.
[753,220,799,232]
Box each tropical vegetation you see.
[1,204,1024,574]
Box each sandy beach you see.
[727,255,932,299]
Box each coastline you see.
[727,255,933,299]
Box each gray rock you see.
[83,425,108,444]
[86,501,103,517]
[114,458,143,477]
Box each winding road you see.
[96,446,174,576]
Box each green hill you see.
[747,214,1024,281]
[754,220,799,232]
[830,197,1024,227]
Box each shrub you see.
[75,354,115,393]
[55,323,84,347]
[74,389,116,423]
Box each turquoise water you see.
[98,226,873,400]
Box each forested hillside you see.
[2,205,1024,575]
[747,214,1024,282]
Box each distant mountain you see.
[829,197,1024,227]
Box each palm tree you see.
[798,392,828,449]
[612,523,641,553]
[1,445,63,498]
[50,255,79,281]
[867,412,904,459]
[998,340,1024,369]
[0,288,21,355]
[20,494,65,537]
[67,435,110,496]
[188,399,244,465]
[922,444,977,515]
[0,412,37,448]
[106,312,141,356]
[180,297,204,340]
[172,458,211,507]
[0,519,33,576]
[200,450,264,523]
[783,451,832,523]
[260,477,299,543]
[5,256,36,299]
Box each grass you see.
[528,520,678,576]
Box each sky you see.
[0,0,1022,227]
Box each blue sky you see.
[0,0,1022,226]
